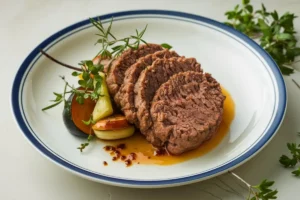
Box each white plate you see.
[11,10,286,188]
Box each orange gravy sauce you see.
[103,87,235,166]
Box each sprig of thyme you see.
[90,17,172,58]
[225,0,300,75]
[41,64,103,112]
[90,17,148,58]
[77,134,94,152]
[42,78,69,111]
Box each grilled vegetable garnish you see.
[92,115,130,130]
[94,126,135,140]
[92,72,113,122]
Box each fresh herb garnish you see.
[77,134,94,152]
[42,65,102,112]
[90,17,148,58]
[82,115,95,125]
[292,167,300,176]
[42,80,68,111]
[225,0,300,75]
[90,17,172,58]
[279,139,300,178]
[161,43,173,50]
[42,17,173,111]
[251,179,278,200]
[279,143,300,168]
[229,171,278,200]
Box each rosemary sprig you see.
[90,17,148,59]
[225,0,300,75]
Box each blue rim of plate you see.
[11,10,286,187]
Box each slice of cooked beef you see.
[106,44,163,97]
[135,57,202,132]
[148,71,225,155]
[114,50,180,125]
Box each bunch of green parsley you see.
[225,0,300,75]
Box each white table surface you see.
[2,0,300,199]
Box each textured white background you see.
[2,0,300,199]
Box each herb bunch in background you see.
[230,171,278,200]
[249,179,278,200]
[279,138,300,177]
[225,0,300,75]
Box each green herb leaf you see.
[76,95,84,104]
[85,61,94,70]
[279,155,297,167]
[91,92,99,100]
[78,80,86,88]
[72,71,81,76]
[271,11,279,20]
[245,5,253,13]
[252,179,278,199]
[258,18,269,31]
[292,167,300,176]
[52,92,63,102]
[82,71,90,80]
[279,65,294,75]
[94,74,103,82]
[82,120,90,125]
[42,100,63,111]
[83,93,90,99]
[77,134,94,152]
[279,142,300,169]
[242,0,250,5]
[161,43,173,50]
[276,33,294,41]
[82,116,93,125]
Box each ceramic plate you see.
[11,10,286,188]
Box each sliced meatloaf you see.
[148,71,225,155]
[134,57,202,132]
[106,44,163,97]
[115,49,180,125]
